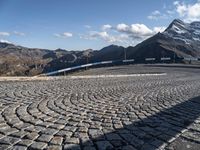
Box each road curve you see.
[0,65,200,149]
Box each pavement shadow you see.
[65,96,200,150]
[146,64,200,69]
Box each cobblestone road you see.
[0,65,200,150]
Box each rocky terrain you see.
[0,19,200,76]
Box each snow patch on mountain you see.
[171,25,186,34]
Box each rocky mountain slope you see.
[0,19,200,76]
[0,44,73,76]
[125,19,200,62]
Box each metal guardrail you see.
[184,57,199,61]
[145,58,156,61]
[122,59,135,63]
[44,60,135,76]
[161,57,171,61]
[43,57,200,76]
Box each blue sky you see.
[0,0,199,50]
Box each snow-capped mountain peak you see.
[163,19,200,47]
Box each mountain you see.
[125,19,200,62]
[91,45,125,62]
[0,19,200,76]
[0,43,72,76]
[162,19,200,57]
[0,42,99,75]
[164,19,200,48]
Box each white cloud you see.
[102,24,112,30]
[54,32,73,38]
[148,10,169,20]
[152,10,161,15]
[0,32,10,36]
[0,39,12,44]
[173,1,179,6]
[130,24,153,36]
[148,15,157,20]
[115,23,165,39]
[84,25,92,29]
[174,1,187,17]
[166,10,175,15]
[82,23,166,46]
[116,24,129,32]
[174,1,200,22]
[82,31,131,45]
[153,26,166,33]
[0,31,26,37]
[13,31,25,36]
[89,31,121,43]
[148,1,200,23]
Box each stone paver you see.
[0,65,200,149]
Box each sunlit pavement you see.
[0,65,200,150]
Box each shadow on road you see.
[146,64,200,69]
[66,96,200,150]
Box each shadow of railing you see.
[65,96,200,150]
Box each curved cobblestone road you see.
[0,65,200,150]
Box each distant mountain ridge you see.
[0,19,200,76]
